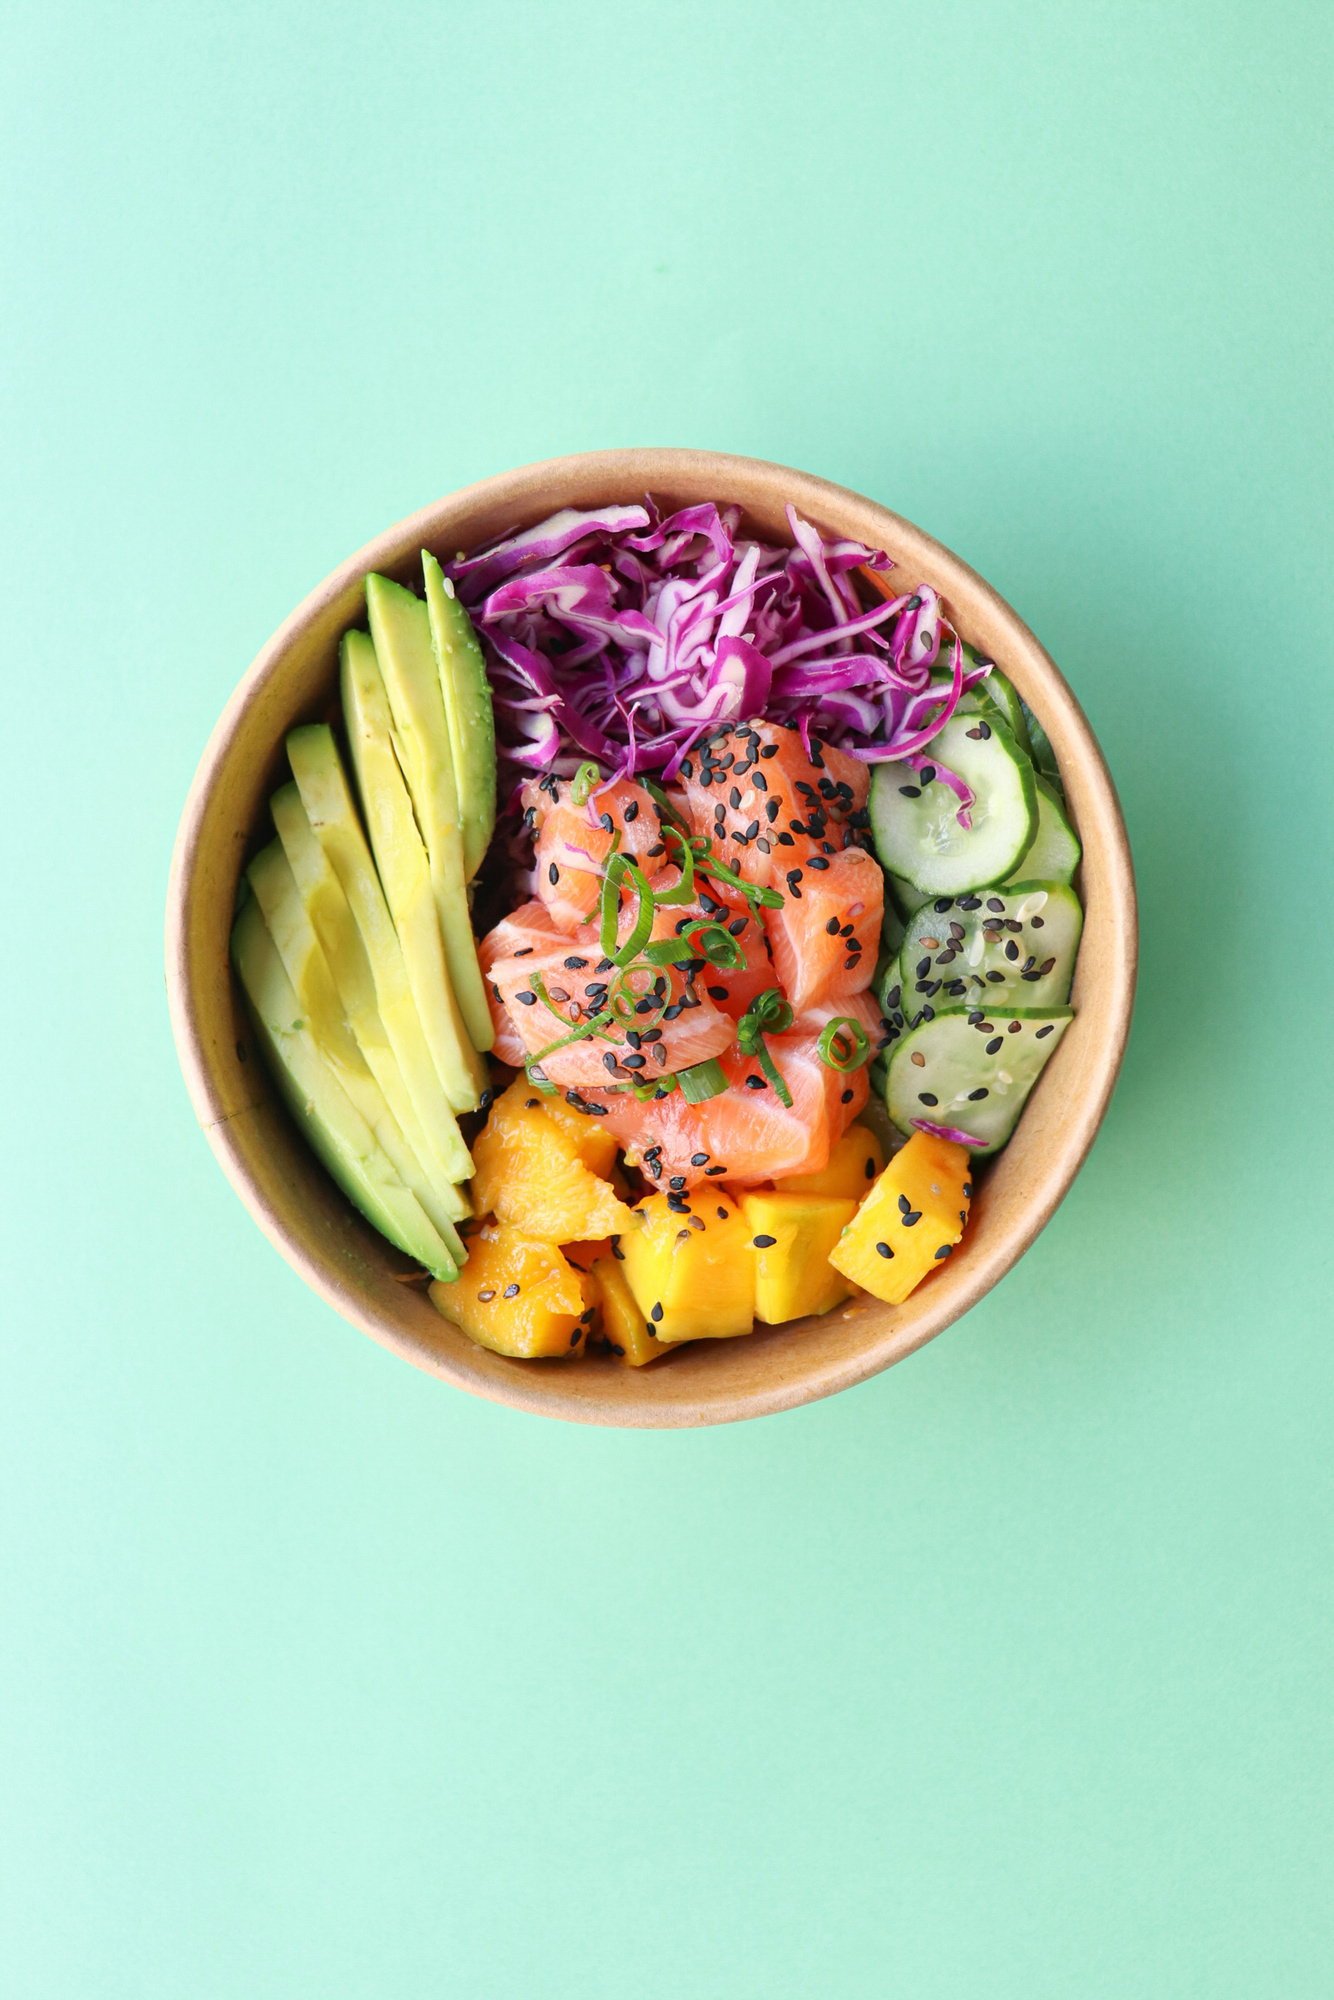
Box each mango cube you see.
[778,1123,886,1201]
[471,1078,633,1241]
[430,1222,593,1357]
[738,1191,858,1322]
[828,1130,971,1304]
[618,1190,754,1343]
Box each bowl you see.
[166,448,1136,1427]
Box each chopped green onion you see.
[677,1057,730,1104]
[816,1017,872,1071]
[736,988,795,1107]
[570,760,602,806]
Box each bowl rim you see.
[166,447,1137,1427]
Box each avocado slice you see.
[275,743,474,1183]
[231,895,461,1279]
[422,553,496,883]
[364,574,493,1049]
[246,837,469,1252]
[338,631,489,1106]
[268,782,467,1218]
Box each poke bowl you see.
[165,448,1136,1427]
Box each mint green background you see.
[4,4,1332,1994]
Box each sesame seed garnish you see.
[918,1092,939,1106]
[650,1302,663,1322]
[503,1283,519,1298]
[690,1152,710,1166]
[516,990,536,1006]
[752,1234,777,1249]
[875,1242,893,1259]
[910,1051,926,1066]
[548,863,559,884]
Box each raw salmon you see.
[763,833,882,1013]
[587,1027,869,1191]
[679,720,870,888]
[523,773,671,933]
[479,894,734,1090]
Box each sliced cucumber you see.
[888,871,931,917]
[881,896,906,956]
[935,650,1032,759]
[897,880,1083,1019]
[1003,775,1080,886]
[870,712,1037,896]
[887,1005,1075,1156]
[1021,701,1063,795]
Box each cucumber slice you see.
[887,1005,1075,1156]
[870,712,1038,896]
[231,896,461,1278]
[881,896,906,956]
[898,880,1083,1019]
[1021,701,1063,795]
[888,871,931,917]
[935,651,1032,759]
[1003,776,1080,886]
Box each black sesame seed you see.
[840,1088,854,1104]
[760,742,778,757]
[875,1241,894,1259]
[650,1302,663,1322]
[706,1165,727,1177]
[752,1234,777,1249]
[933,1245,952,1260]
[987,898,1005,912]
[902,1209,922,1226]
[899,785,921,798]
[887,984,902,1009]
[1030,915,1045,929]
[548,863,560,885]
[1036,1023,1055,1038]
[707,985,729,1002]
[918,1092,939,1106]
[807,855,830,871]
[985,1036,1003,1054]
[744,1074,767,1090]
[776,831,795,846]
[503,1283,520,1299]
[967,1087,989,1100]
[516,989,537,1006]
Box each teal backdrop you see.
[4,4,1331,1994]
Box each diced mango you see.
[738,1191,859,1322]
[429,1221,593,1357]
[540,1092,620,1178]
[471,1077,633,1241]
[618,1190,755,1343]
[590,1250,673,1366]
[778,1123,886,1201]
[828,1130,971,1304]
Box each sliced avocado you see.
[339,631,489,1103]
[247,838,469,1252]
[231,896,460,1279]
[422,552,496,882]
[364,574,494,1050]
[269,782,466,1218]
[279,733,474,1180]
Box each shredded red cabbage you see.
[444,498,991,792]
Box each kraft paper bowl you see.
[166,448,1136,1427]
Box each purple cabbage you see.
[445,499,992,810]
